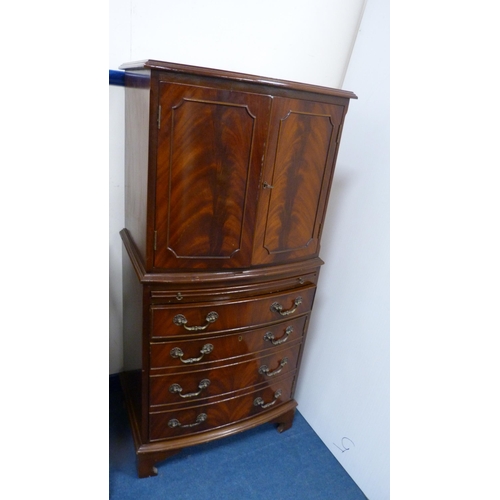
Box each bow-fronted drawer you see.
[150,285,316,338]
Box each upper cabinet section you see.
[120,60,357,272]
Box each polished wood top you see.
[119,59,358,100]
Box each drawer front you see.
[150,315,308,370]
[149,272,319,304]
[150,285,316,338]
[149,375,295,441]
[149,343,301,407]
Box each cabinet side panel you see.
[124,71,150,260]
[122,246,143,371]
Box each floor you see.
[109,374,367,499]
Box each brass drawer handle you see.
[168,413,207,429]
[173,311,219,331]
[264,326,293,345]
[169,379,211,398]
[259,358,288,377]
[270,297,302,316]
[170,344,214,364]
[254,390,282,409]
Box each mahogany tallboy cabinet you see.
[119,59,357,478]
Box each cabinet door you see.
[252,97,347,265]
[153,83,271,269]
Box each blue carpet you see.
[110,375,367,499]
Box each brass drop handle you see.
[270,297,302,316]
[168,413,207,429]
[170,344,214,364]
[259,358,288,377]
[264,326,293,345]
[173,311,219,331]
[254,390,282,409]
[169,379,211,398]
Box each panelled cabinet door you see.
[252,97,347,265]
[153,83,272,269]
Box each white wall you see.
[109,0,363,86]
[109,1,388,498]
[294,1,389,498]
[109,84,125,374]
[109,0,131,374]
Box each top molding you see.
[119,59,358,100]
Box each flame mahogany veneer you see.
[119,59,356,478]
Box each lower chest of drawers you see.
[145,284,316,442]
